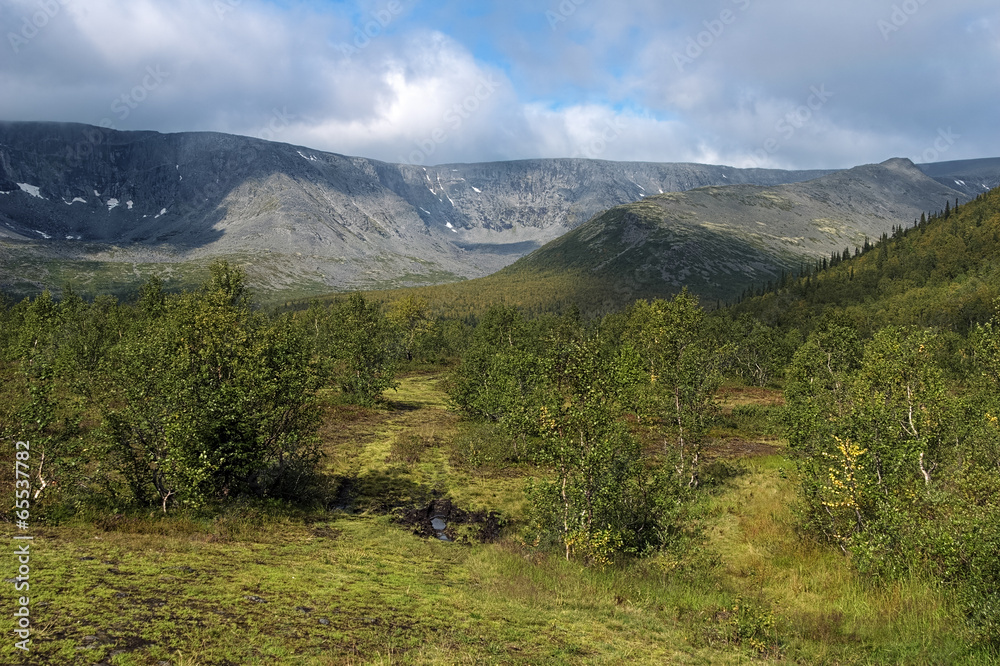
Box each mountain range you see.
[1,121,998,301]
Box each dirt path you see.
[386,371,453,411]
[321,373,461,512]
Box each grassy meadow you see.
[2,372,986,665]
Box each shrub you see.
[99,263,326,512]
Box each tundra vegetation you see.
[1,187,1000,663]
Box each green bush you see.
[99,263,327,512]
[450,422,524,472]
[724,597,782,658]
[0,263,334,517]
[297,293,400,406]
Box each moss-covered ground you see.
[1,374,990,664]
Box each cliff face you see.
[0,121,993,297]
[0,122,833,292]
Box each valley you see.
[6,0,1000,662]
[3,122,998,304]
[2,126,1000,666]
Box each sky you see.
[1,0,998,169]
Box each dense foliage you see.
[748,189,1000,647]
[733,189,1000,335]
[440,187,1000,647]
[783,318,1000,645]
[3,185,999,653]
[100,265,327,510]
[449,293,725,563]
[0,262,419,515]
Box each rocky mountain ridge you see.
[0,121,996,298]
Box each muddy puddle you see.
[398,498,502,543]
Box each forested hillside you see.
[331,185,1000,332]
[495,159,965,306]
[732,188,1000,335]
[717,186,1000,648]
[291,160,971,320]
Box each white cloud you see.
[0,0,998,167]
[283,31,521,164]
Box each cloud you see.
[1,0,998,168]
[287,31,522,164]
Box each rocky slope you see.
[0,122,833,296]
[918,157,1000,197]
[0,121,994,299]
[497,158,967,305]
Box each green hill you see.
[498,159,963,307]
[732,187,1000,335]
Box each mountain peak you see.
[880,157,919,171]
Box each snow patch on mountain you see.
[18,183,43,199]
